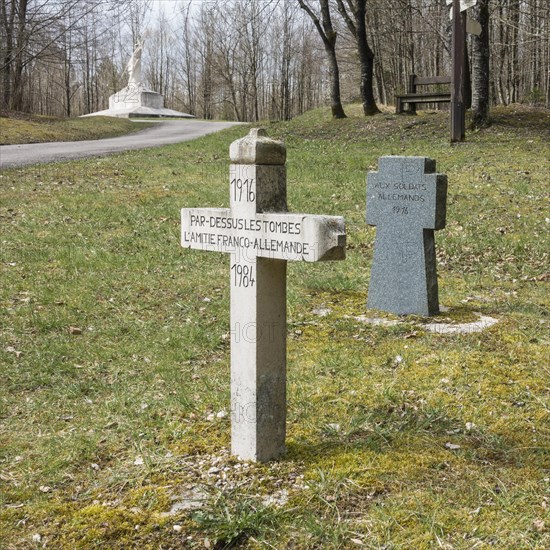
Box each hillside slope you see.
[0,112,151,145]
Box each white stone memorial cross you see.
[181,128,346,462]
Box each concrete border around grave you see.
[343,311,499,334]
[312,306,500,334]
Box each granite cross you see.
[181,128,346,462]
[366,156,447,316]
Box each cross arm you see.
[282,213,346,262]
[181,207,232,253]
[181,208,345,262]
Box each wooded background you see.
[1,0,548,119]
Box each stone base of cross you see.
[181,128,346,462]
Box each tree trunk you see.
[355,1,380,115]
[335,0,379,115]
[464,39,471,110]
[281,4,292,120]
[1,0,15,109]
[326,43,346,118]
[202,32,212,120]
[509,0,520,103]
[471,0,490,128]
[11,0,28,111]
[298,0,346,119]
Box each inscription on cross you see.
[366,156,447,316]
[181,128,346,462]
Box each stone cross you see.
[366,156,447,316]
[181,128,346,462]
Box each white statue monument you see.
[126,41,143,90]
[83,40,193,119]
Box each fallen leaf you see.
[5,346,22,357]
[69,326,82,335]
[533,519,545,532]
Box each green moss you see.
[58,505,147,547]
[124,486,171,513]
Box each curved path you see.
[0,120,243,169]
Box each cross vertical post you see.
[228,131,288,462]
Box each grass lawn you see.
[0,112,152,145]
[0,104,548,549]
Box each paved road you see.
[0,120,243,169]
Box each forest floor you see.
[0,112,151,145]
[0,104,549,549]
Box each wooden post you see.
[408,74,417,114]
[451,0,466,142]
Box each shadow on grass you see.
[287,397,545,471]
[488,106,550,138]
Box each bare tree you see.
[5,0,29,110]
[279,0,293,120]
[178,0,196,115]
[471,0,490,127]
[0,0,124,112]
[2,0,547,118]
[335,0,380,115]
[297,0,346,118]
[0,0,16,108]
[128,0,151,48]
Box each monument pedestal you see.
[84,85,193,119]
[109,86,164,111]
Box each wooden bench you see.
[395,75,451,114]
